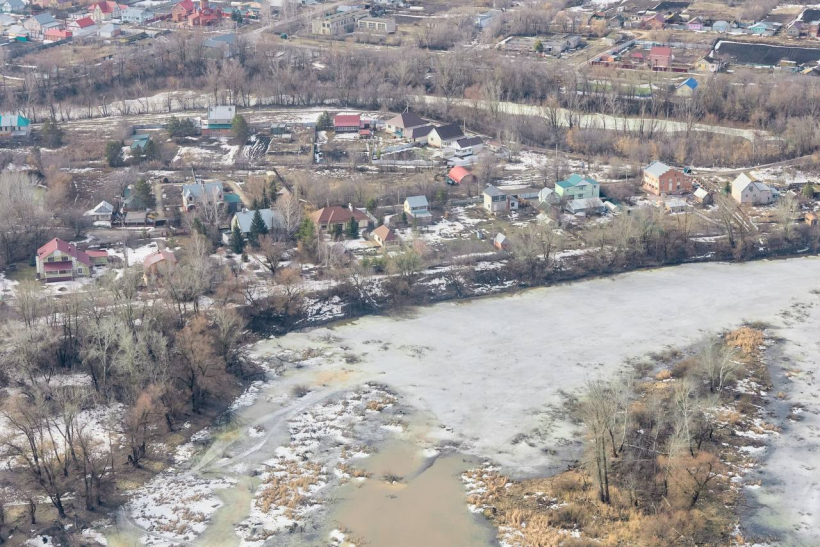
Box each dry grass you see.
[726,327,765,356]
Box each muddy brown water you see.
[330,438,498,547]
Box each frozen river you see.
[111,257,820,546]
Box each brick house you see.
[642,161,692,195]
[648,45,672,68]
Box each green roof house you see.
[554,174,600,200]
[0,113,31,138]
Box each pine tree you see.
[248,209,268,247]
[232,113,250,144]
[297,217,317,256]
[105,141,124,167]
[229,223,245,254]
[133,179,155,209]
[332,223,343,240]
[803,182,815,198]
[41,118,63,148]
[347,217,359,239]
[316,111,332,130]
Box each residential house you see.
[67,17,97,37]
[172,0,223,27]
[50,0,74,9]
[310,8,367,35]
[89,1,122,22]
[35,238,93,282]
[787,20,804,38]
[694,54,723,73]
[447,166,477,186]
[0,113,31,138]
[643,12,666,30]
[310,205,370,232]
[554,174,600,201]
[494,233,511,251]
[538,187,560,205]
[565,197,605,215]
[230,208,285,236]
[123,211,149,226]
[334,113,361,133]
[1,0,24,13]
[203,33,236,58]
[693,187,713,205]
[143,250,176,283]
[687,16,704,31]
[182,181,223,211]
[541,34,581,54]
[675,77,698,96]
[403,195,433,223]
[130,134,150,151]
[98,23,120,38]
[483,185,517,214]
[44,28,70,41]
[748,21,780,36]
[427,123,465,148]
[664,197,689,213]
[408,125,434,144]
[357,16,395,33]
[371,225,398,247]
[7,24,27,39]
[23,13,60,38]
[202,104,235,135]
[451,136,483,157]
[86,250,110,268]
[121,6,154,23]
[732,172,776,205]
[84,200,115,223]
[642,161,692,195]
[648,45,672,68]
[385,112,427,136]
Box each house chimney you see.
[348,203,354,211]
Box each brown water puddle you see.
[331,439,497,546]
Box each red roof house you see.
[35,238,93,282]
[44,28,72,41]
[172,0,224,26]
[143,250,177,283]
[334,113,362,133]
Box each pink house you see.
[648,46,672,68]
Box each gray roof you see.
[204,33,236,47]
[4,0,24,9]
[85,200,114,216]
[456,136,483,148]
[432,123,464,141]
[31,13,57,25]
[408,125,434,138]
[567,197,604,211]
[233,208,284,233]
[387,112,426,128]
[483,185,504,197]
[644,160,673,178]
[404,195,429,208]
[183,182,222,199]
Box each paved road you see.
[414,95,769,141]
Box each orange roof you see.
[448,166,472,184]
[143,250,177,269]
[372,225,396,242]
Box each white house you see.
[427,123,464,149]
[732,172,776,205]
[565,197,605,215]
[182,182,223,211]
[403,195,433,223]
[450,136,484,157]
[483,185,517,214]
[84,200,115,222]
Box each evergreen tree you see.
[248,209,268,247]
[316,111,332,130]
[297,217,317,256]
[41,118,63,148]
[167,116,197,139]
[803,182,815,198]
[229,223,245,254]
[133,179,155,209]
[332,223,343,240]
[347,217,359,239]
[105,141,125,167]
[251,197,260,210]
[232,113,250,144]
[141,139,159,162]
